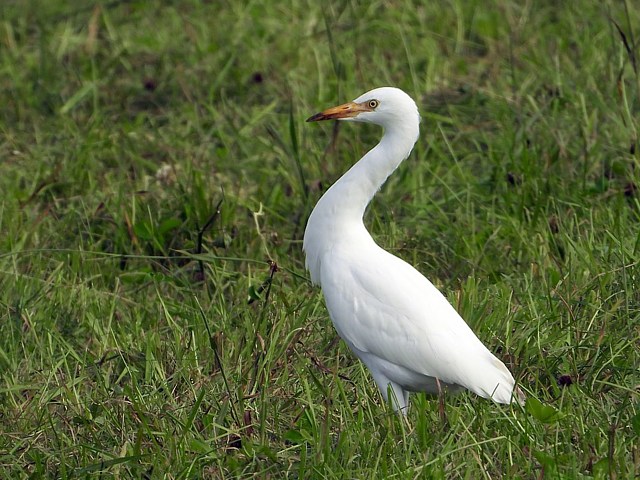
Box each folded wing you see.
[320,244,516,403]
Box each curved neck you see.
[315,123,419,224]
[303,122,419,284]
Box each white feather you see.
[304,87,520,412]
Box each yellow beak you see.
[306,101,370,122]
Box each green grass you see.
[1,0,639,477]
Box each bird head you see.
[306,87,420,129]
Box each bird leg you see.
[435,377,448,428]
[385,382,408,414]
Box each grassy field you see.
[1,0,639,477]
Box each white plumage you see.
[304,87,520,412]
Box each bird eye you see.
[368,99,379,109]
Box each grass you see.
[1,0,639,477]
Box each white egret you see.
[304,87,520,413]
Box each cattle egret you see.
[304,87,520,413]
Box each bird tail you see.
[484,358,524,405]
